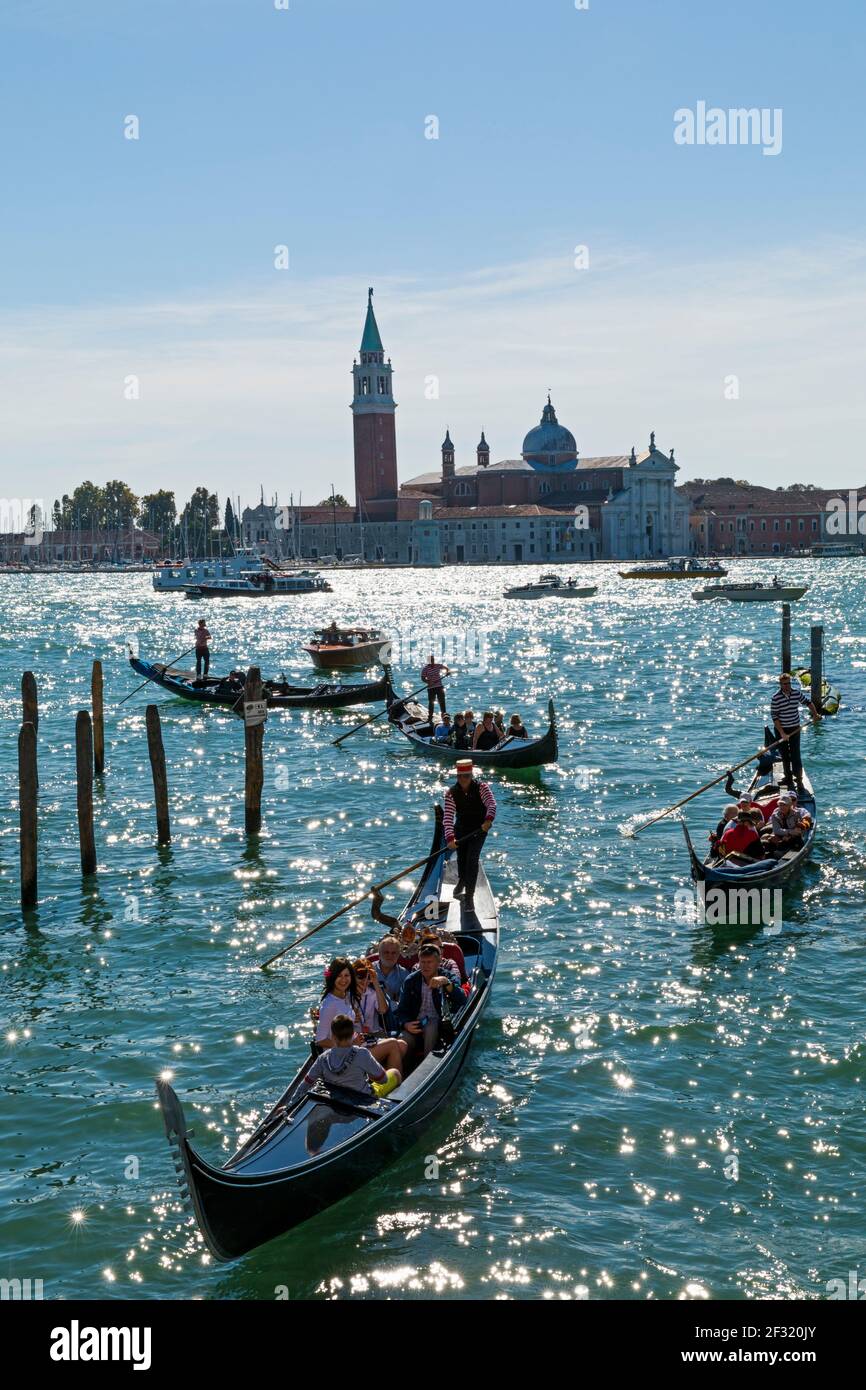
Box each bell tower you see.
[351,288,398,520]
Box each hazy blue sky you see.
[1,0,864,507]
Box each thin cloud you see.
[0,241,864,503]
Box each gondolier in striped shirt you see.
[770,673,821,794]
[444,758,496,912]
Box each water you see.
[1,559,864,1301]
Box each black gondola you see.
[156,809,499,1260]
[128,653,391,710]
[681,729,818,891]
[387,695,558,769]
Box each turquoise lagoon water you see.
[1,559,864,1301]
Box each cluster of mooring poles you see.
[16,663,267,913]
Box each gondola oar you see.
[118,644,197,707]
[332,673,443,746]
[632,731,795,835]
[259,828,481,969]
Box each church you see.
[399,399,691,561]
[348,289,690,562]
[287,289,692,564]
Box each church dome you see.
[521,396,577,469]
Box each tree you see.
[225,497,238,542]
[52,500,62,531]
[68,481,105,530]
[139,490,177,538]
[179,487,219,557]
[102,479,139,529]
[318,493,349,508]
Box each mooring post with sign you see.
[243,666,266,835]
[810,625,824,713]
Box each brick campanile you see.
[351,287,398,521]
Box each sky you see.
[1,0,865,511]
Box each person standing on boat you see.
[444,758,496,911]
[770,673,821,793]
[421,652,451,724]
[194,618,211,680]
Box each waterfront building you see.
[681,480,861,555]
[0,527,161,565]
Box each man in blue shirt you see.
[434,712,453,744]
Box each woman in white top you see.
[316,958,407,1075]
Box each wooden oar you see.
[117,644,198,707]
[332,675,435,746]
[259,828,481,969]
[632,732,793,835]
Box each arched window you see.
[538,481,551,496]
[454,481,472,497]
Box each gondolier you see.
[770,672,821,793]
[421,652,451,723]
[444,758,496,911]
[194,619,211,679]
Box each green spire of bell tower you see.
[360,286,384,356]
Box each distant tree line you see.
[49,482,244,557]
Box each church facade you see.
[400,397,691,561]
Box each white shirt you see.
[315,991,360,1044]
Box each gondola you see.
[387,695,558,769]
[128,653,392,710]
[680,730,818,890]
[156,808,498,1260]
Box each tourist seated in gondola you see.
[452,712,471,749]
[504,713,528,741]
[473,711,500,751]
[463,710,476,740]
[315,957,407,1074]
[411,930,465,987]
[434,712,454,744]
[352,958,391,1039]
[493,711,506,737]
[768,792,809,850]
[395,943,465,1061]
[709,802,738,851]
[304,1014,399,1099]
[718,811,764,861]
[370,935,409,1030]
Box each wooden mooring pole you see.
[781,604,791,674]
[18,722,38,910]
[145,704,171,845]
[22,671,38,730]
[75,710,97,875]
[91,659,105,775]
[243,666,265,835]
[22,671,38,789]
[810,625,824,713]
